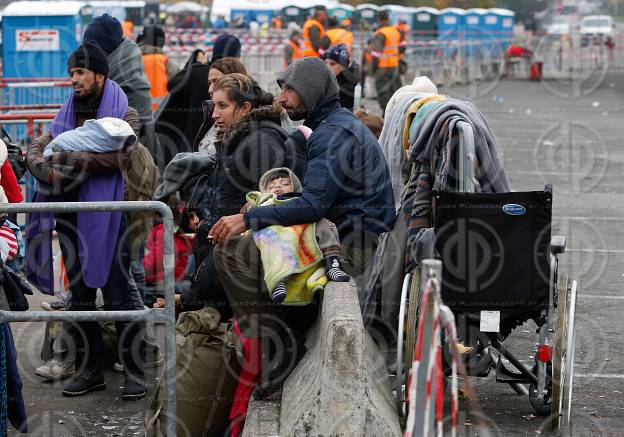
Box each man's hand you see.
[209,214,247,246]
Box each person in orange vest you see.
[325,17,354,58]
[369,10,402,112]
[284,28,303,68]
[302,6,330,57]
[137,25,178,111]
[122,18,134,38]
[270,15,283,30]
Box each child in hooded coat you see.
[250,167,350,303]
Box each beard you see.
[285,107,309,121]
[73,82,101,113]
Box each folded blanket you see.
[43,117,136,157]
[402,98,511,270]
[246,192,327,305]
[379,91,439,211]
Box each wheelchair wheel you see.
[404,268,422,379]
[551,273,569,430]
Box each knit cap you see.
[322,44,350,68]
[67,42,109,77]
[83,14,124,54]
[277,57,339,112]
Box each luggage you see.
[145,308,242,437]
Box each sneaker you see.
[40,301,66,311]
[112,362,124,372]
[62,367,105,397]
[35,357,75,380]
[121,376,146,401]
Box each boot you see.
[253,324,306,400]
[116,321,146,401]
[62,322,105,397]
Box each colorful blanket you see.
[246,192,327,305]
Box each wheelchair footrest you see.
[495,357,534,384]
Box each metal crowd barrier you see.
[0,200,178,437]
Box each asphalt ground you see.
[8,68,624,436]
[437,69,624,436]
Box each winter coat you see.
[245,98,396,247]
[182,104,298,313]
[337,63,360,111]
[156,63,210,166]
[213,104,299,219]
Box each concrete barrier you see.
[242,281,402,437]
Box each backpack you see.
[145,308,242,437]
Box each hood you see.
[277,57,339,112]
[259,167,302,193]
[220,104,285,148]
[385,76,438,116]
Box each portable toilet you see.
[329,4,354,22]
[1,1,85,79]
[84,1,126,22]
[490,8,515,49]
[354,4,379,30]
[122,0,146,25]
[464,8,486,55]
[380,5,408,26]
[281,4,306,25]
[437,8,466,54]
[412,7,439,41]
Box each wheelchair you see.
[395,124,578,432]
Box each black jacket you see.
[155,63,210,166]
[182,104,300,312]
[213,104,299,219]
[337,63,361,111]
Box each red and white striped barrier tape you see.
[405,277,459,437]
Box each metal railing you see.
[0,200,177,437]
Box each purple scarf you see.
[26,79,128,295]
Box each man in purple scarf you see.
[26,42,145,400]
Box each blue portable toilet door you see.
[3,14,81,79]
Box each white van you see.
[580,15,614,46]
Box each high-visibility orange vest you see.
[271,16,282,30]
[375,26,401,68]
[303,18,325,57]
[142,53,168,111]
[284,39,303,67]
[122,20,134,38]
[325,28,353,56]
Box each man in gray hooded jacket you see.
[209,57,395,396]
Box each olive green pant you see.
[213,234,374,338]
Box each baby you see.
[259,168,350,303]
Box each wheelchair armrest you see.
[550,236,566,255]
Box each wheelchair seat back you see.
[434,188,552,311]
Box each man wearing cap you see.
[209,57,395,395]
[82,14,160,167]
[26,42,145,400]
[322,43,360,111]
